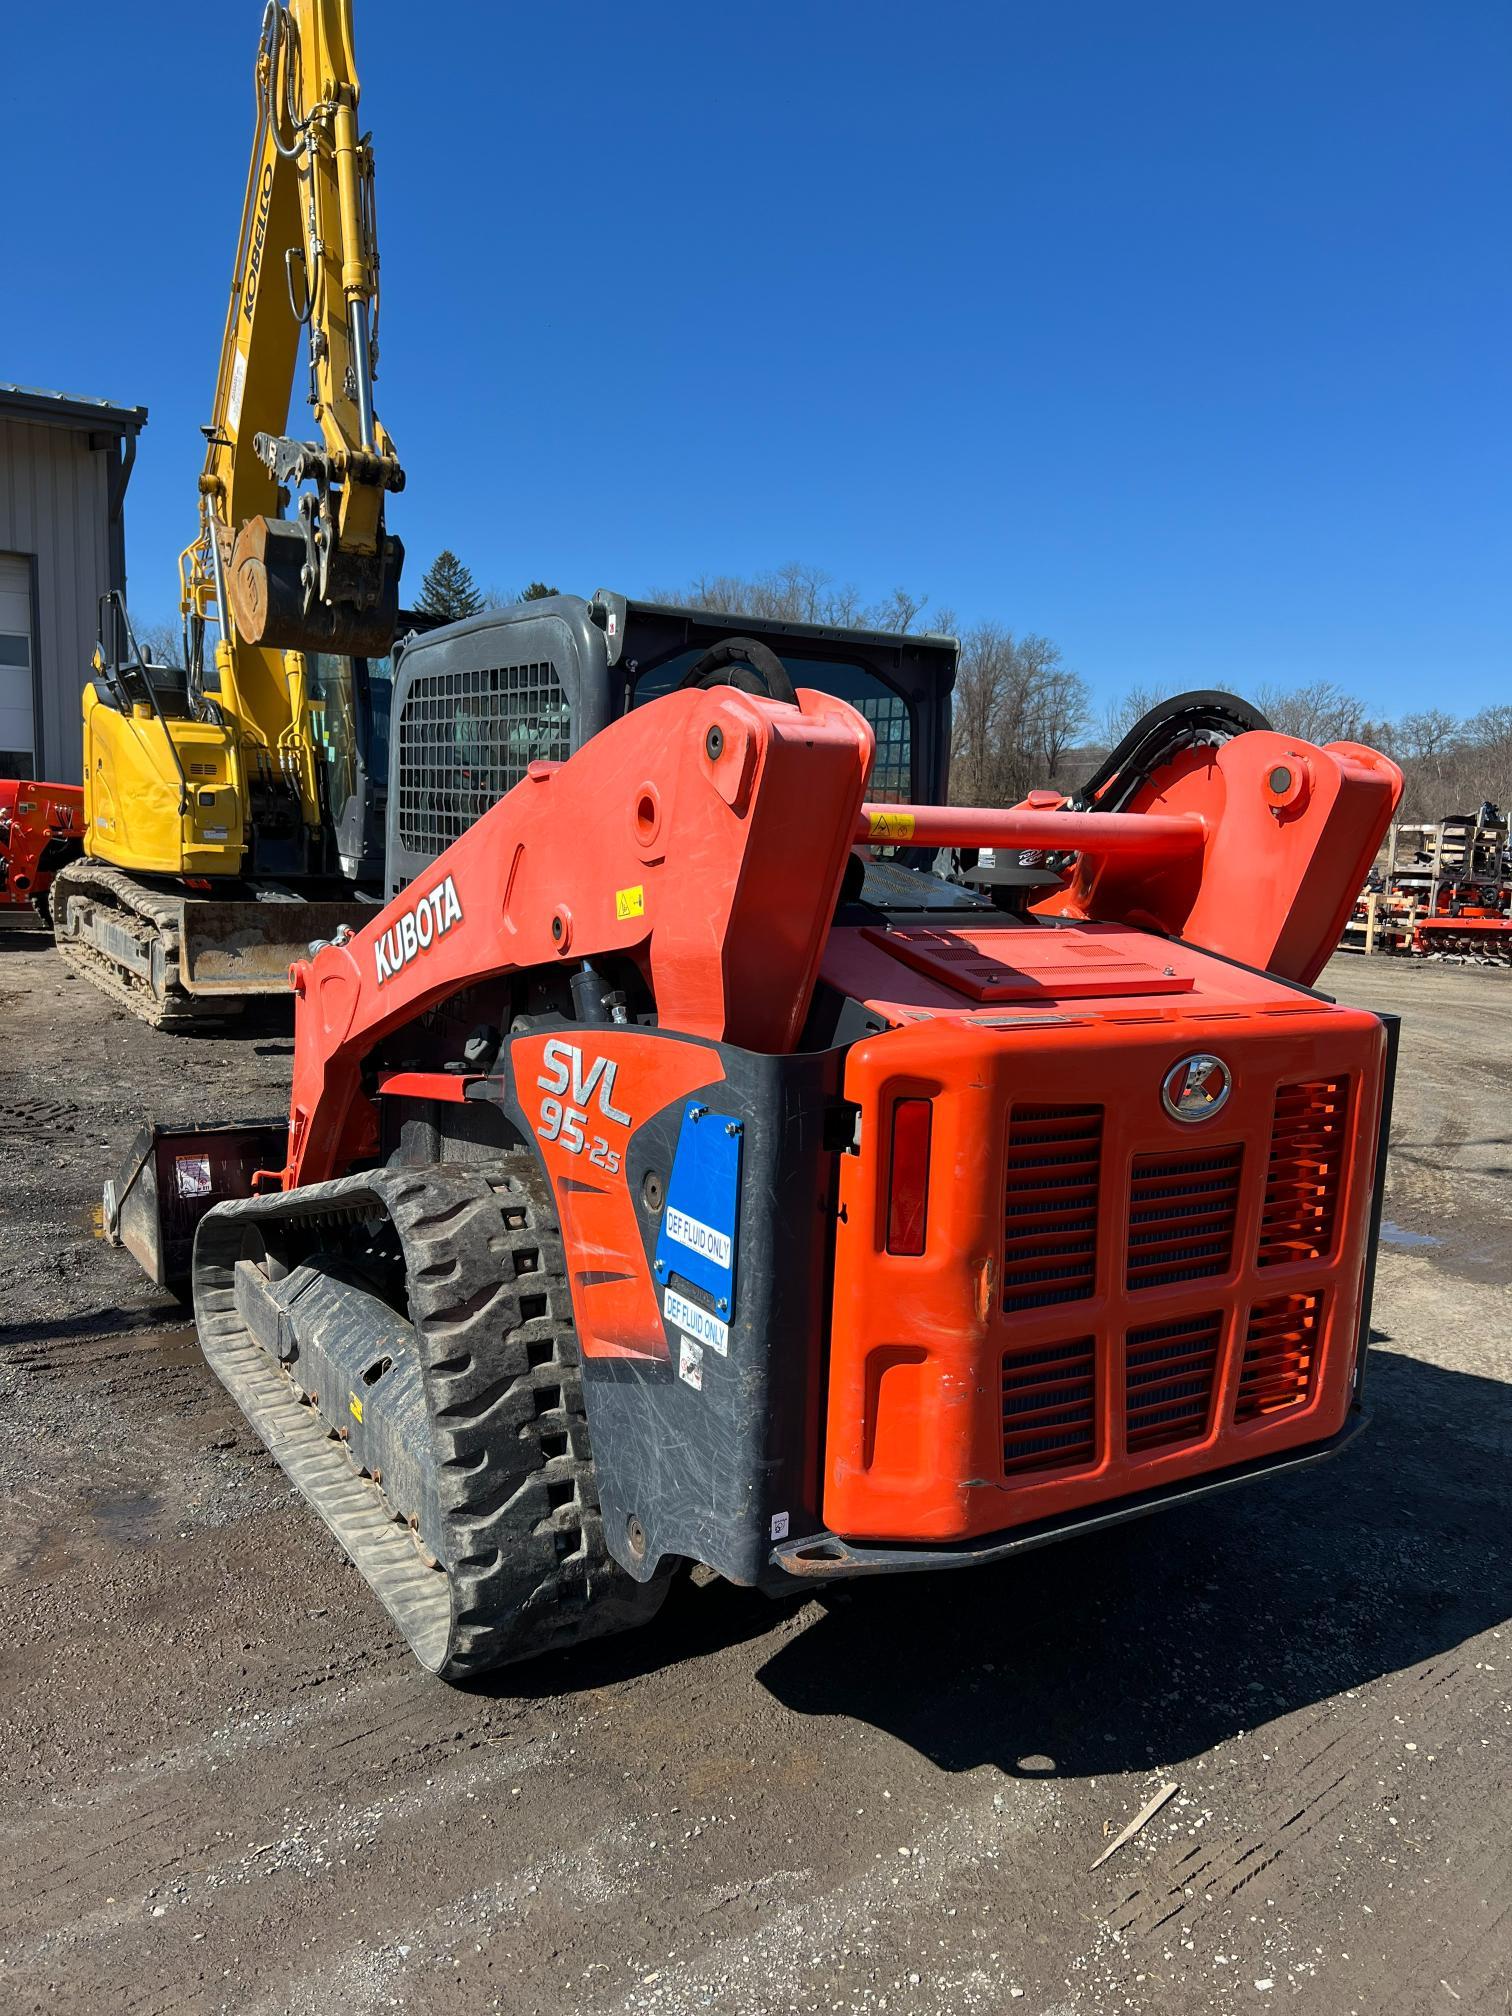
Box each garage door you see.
[0,554,35,778]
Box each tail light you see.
[886,1098,933,1254]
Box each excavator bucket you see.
[175,896,380,996]
[103,1120,282,1291]
[227,517,403,658]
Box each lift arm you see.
[281,687,877,1185]
[278,692,1402,1186]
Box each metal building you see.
[0,384,148,782]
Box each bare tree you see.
[1099,676,1512,826]
[872,586,929,634]
[1467,704,1512,752]
[1252,679,1368,745]
[1020,639,1087,780]
[949,620,1017,805]
[650,564,930,633]
[133,618,184,666]
[1396,709,1460,761]
[1099,683,1176,746]
[950,622,1089,804]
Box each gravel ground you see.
[0,927,1507,2016]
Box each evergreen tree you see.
[519,581,559,601]
[416,549,485,621]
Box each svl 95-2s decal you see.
[536,1037,632,1170]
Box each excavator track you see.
[50,861,235,1029]
[193,1154,666,1678]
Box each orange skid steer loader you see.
[106,601,1402,1679]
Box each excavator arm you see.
[54,0,407,1023]
[190,0,403,687]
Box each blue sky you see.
[1,1,1505,720]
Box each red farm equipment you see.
[0,778,84,921]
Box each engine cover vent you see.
[1002,1104,1103,1311]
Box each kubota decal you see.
[374,874,463,984]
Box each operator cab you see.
[382,591,958,899]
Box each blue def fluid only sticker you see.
[654,1106,742,1333]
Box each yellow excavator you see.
[50,0,406,1026]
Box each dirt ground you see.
[0,927,1507,2016]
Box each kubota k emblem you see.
[1162,1053,1232,1122]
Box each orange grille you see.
[1237,1292,1322,1419]
[1126,1144,1243,1291]
[1124,1312,1222,1451]
[1002,1338,1096,1475]
[1258,1078,1350,1268]
[1002,1104,1103,1311]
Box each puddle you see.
[12,1486,166,1583]
[153,1322,204,1370]
[1379,1220,1442,1250]
[85,1489,164,1546]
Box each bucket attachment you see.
[103,1120,287,1292]
[227,515,402,658]
[176,897,377,996]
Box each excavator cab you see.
[80,591,245,884]
[383,592,956,897]
[306,607,440,883]
[305,648,391,883]
[80,589,397,890]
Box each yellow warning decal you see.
[615,884,646,922]
[868,810,916,842]
[348,1393,363,1424]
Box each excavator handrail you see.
[95,592,191,817]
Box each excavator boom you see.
[199,0,403,664]
[44,0,407,1027]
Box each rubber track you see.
[49,860,230,1029]
[193,1155,666,1679]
